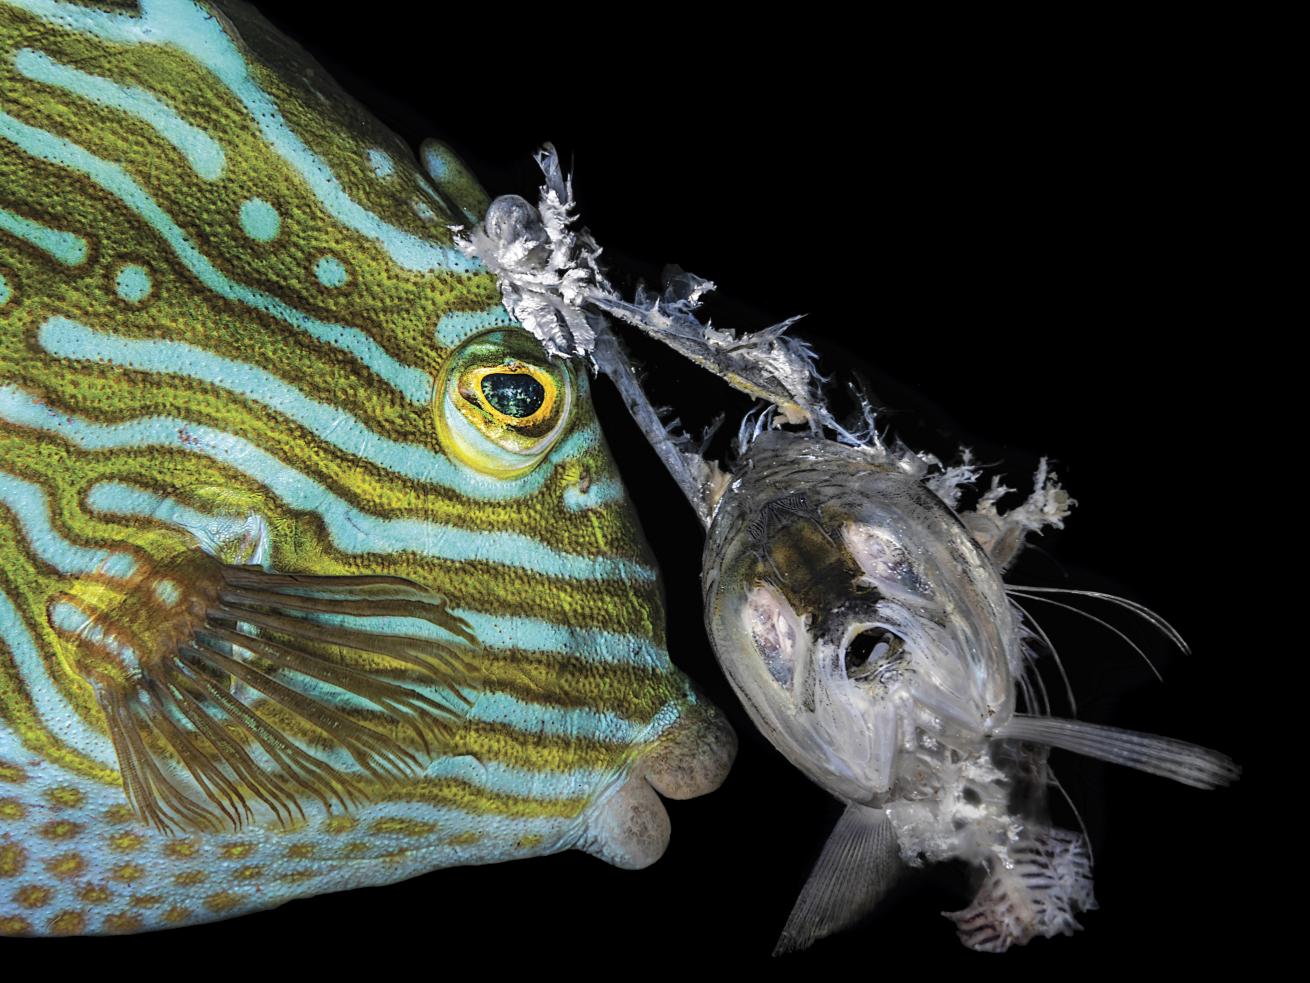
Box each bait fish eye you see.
[435,329,574,476]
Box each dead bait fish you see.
[464,152,1240,955]
[701,426,1238,952]
[0,0,734,936]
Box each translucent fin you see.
[995,714,1240,790]
[89,563,480,834]
[774,804,902,956]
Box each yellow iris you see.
[461,362,558,429]
[434,330,574,477]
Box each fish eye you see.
[844,627,903,681]
[435,329,574,476]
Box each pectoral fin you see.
[57,556,480,834]
[995,714,1240,789]
[774,803,902,956]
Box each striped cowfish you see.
[0,0,735,936]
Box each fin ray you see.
[996,714,1239,789]
[774,804,902,956]
[83,562,479,834]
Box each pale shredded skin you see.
[454,147,834,420]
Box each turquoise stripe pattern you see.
[0,0,732,939]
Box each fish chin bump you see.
[580,775,672,870]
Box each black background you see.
[30,3,1261,967]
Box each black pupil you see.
[481,373,545,419]
[845,629,893,675]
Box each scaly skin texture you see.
[0,0,732,935]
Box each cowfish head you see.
[702,430,1020,803]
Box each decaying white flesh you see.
[453,147,906,528]
[453,147,841,452]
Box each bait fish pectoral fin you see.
[57,554,481,834]
[995,714,1241,789]
[773,804,902,956]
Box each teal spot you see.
[239,197,280,242]
[413,199,437,221]
[0,272,9,306]
[153,579,182,607]
[114,264,151,303]
[314,256,349,288]
[367,148,395,178]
